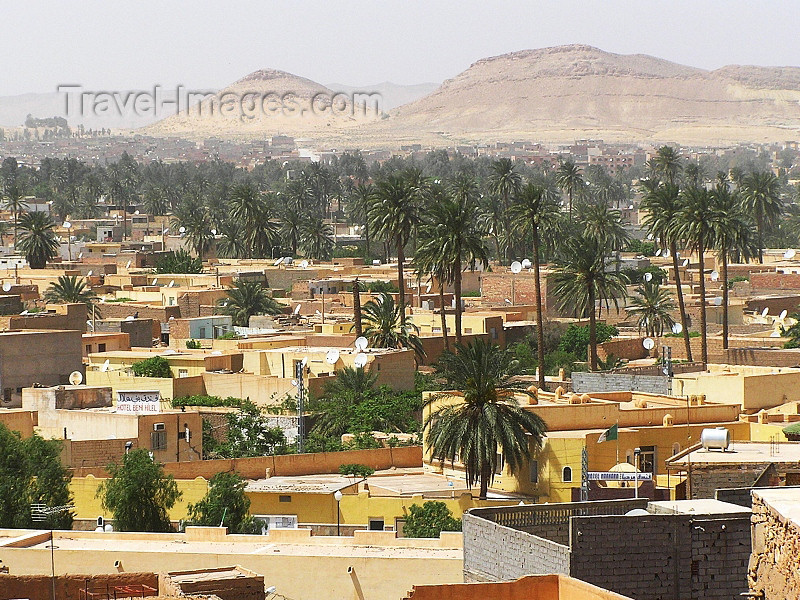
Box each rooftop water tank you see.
[701,427,731,452]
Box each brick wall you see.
[597,337,650,361]
[572,372,671,395]
[98,303,181,324]
[0,573,158,600]
[62,438,139,468]
[750,272,800,291]
[749,490,800,599]
[689,465,769,499]
[724,347,800,367]
[570,513,751,600]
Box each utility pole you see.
[295,360,305,454]
[580,446,589,502]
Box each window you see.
[490,327,498,340]
[279,495,292,503]
[637,446,656,474]
[199,327,206,338]
[672,442,681,457]
[86,345,91,354]
[178,369,188,378]
[562,466,573,483]
[494,452,504,475]
[529,460,539,484]
[98,343,106,352]
[150,430,167,450]
[368,518,384,531]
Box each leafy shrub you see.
[173,395,242,408]
[625,239,656,256]
[155,249,202,274]
[130,356,172,378]
[338,463,375,479]
[403,501,462,538]
[185,339,201,349]
[557,323,618,360]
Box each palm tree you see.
[626,281,676,336]
[510,182,562,389]
[219,280,283,327]
[44,275,98,310]
[424,339,547,498]
[312,367,378,438]
[555,159,583,218]
[347,183,376,258]
[740,171,783,263]
[369,175,418,315]
[16,211,59,269]
[414,228,452,351]
[299,215,334,260]
[676,186,714,364]
[228,184,278,258]
[3,183,28,246]
[361,292,425,360]
[709,177,756,349]
[417,177,488,344]
[640,182,693,361]
[487,159,521,264]
[652,146,683,186]
[551,235,628,371]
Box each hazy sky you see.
[2,0,799,95]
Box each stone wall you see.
[0,572,158,600]
[62,437,139,468]
[724,347,800,367]
[689,464,770,499]
[749,490,800,599]
[597,337,650,362]
[572,372,671,395]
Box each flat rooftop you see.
[668,441,800,466]
[648,499,751,516]
[752,487,800,526]
[246,474,354,494]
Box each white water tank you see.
[701,427,731,452]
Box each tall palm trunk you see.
[454,263,463,345]
[757,214,764,264]
[353,279,363,338]
[721,251,729,350]
[502,191,511,265]
[698,233,708,365]
[438,278,449,351]
[670,242,693,361]
[479,463,491,499]
[493,234,502,265]
[396,236,406,315]
[588,283,598,371]
[363,221,370,259]
[532,230,546,390]
[568,187,573,219]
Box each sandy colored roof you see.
[752,487,800,527]
[668,441,800,466]
[246,475,355,494]
[649,499,751,516]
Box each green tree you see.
[211,400,288,458]
[555,159,583,218]
[404,501,462,538]
[219,279,283,327]
[510,182,563,389]
[228,184,278,258]
[131,356,173,378]
[43,274,98,310]
[361,292,425,359]
[312,367,378,438]
[16,211,59,269]
[346,183,376,258]
[299,215,334,260]
[651,145,683,186]
[98,449,181,532]
[187,472,262,533]
[2,182,28,246]
[626,281,676,337]
[487,158,521,264]
[557,323,619,360]
[155,249,203,274]
[740,170,783,263]
[551,235,628,370]
[424,339,547,498]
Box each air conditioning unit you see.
[153,422,165,431]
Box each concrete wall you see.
[749,490,800,600]
[572,373,671,395]
[0,572,158,600]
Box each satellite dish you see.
[179,226,186,234]
[86,320,93,329]
[125,315,135,321]
[326,349,340,365]
[682,259,690,267]
[293,304,301,315]
[372,259,381,266]
[126,260,132,269]
[211,350,222,356]
[644,272,653,282]
[521,258,532,269]
[300,260,309,269]
[711,271,719,281]
[169,280,175,287]
[163,227,169,234]
[78,252,83,259]
[291,379,298,387]
[69,371,83,386]
[655,249,662,256]
[315,310,322,316]
[2,283,11,292]
[152,278,158,285]
[663,250,670,258]
[273,258,283,266]
[63,221,71,228]
[355,336,368,351]
[762,307,770,317]
[283,256,293,265]
[425,283,432,293]
[643,338,655,350]
[101,359,110,372]
[510,261,522,274]
[19,310,28,315]
[780,309,788,320]
[671,323,683,334]
[210,229,217,236]
[301,357,308,367]
[785,249,796,259]
[713,297,723,306]
[354,352,368,368]
[134,210,140,215]
[162,349,177,355]
[504,298,512,304]
[87,270,93,277]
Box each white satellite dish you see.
[101,359,110,372]
[20,310,28,315]
[211,350,222,356]
[326,349,340,365]
[86,320,93,329]
[713,297,723,306]
[78,252,83,259]
[663,250,670,258]
[291,379,298,387]
[126,260,132,269]
[68,371,83,386]
[780,309,788,320]
[521,258,532,269]
[273,257,283,266]
[510,261,522,274]
[301,357,308,367]
[87,270,93,277]
[134,210,139,215]
[762,307,770,317]
[152,278,158,285]
[210,229,217,236]
[655,249,662,256]
[354,352,368,368]
[179,226,186,233]
[644,272,653,282]
[63,221,71,228]
[168,280,175,287]
[643,338,655,350]
[163,227,169,234]
[293,304,301,315]
[425,283,432,293]
[671,323,683,335]
[372,259,381,266]
[682,259,690,267]
[711,271,719,281]
[315,310,322,316]
[125,315,135,321]
[2,283,11,292]
[354,336,368,351]
[162,349,177,355]
[300,260,309,269]
[283,256,293,265]
[785,249,796,259]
